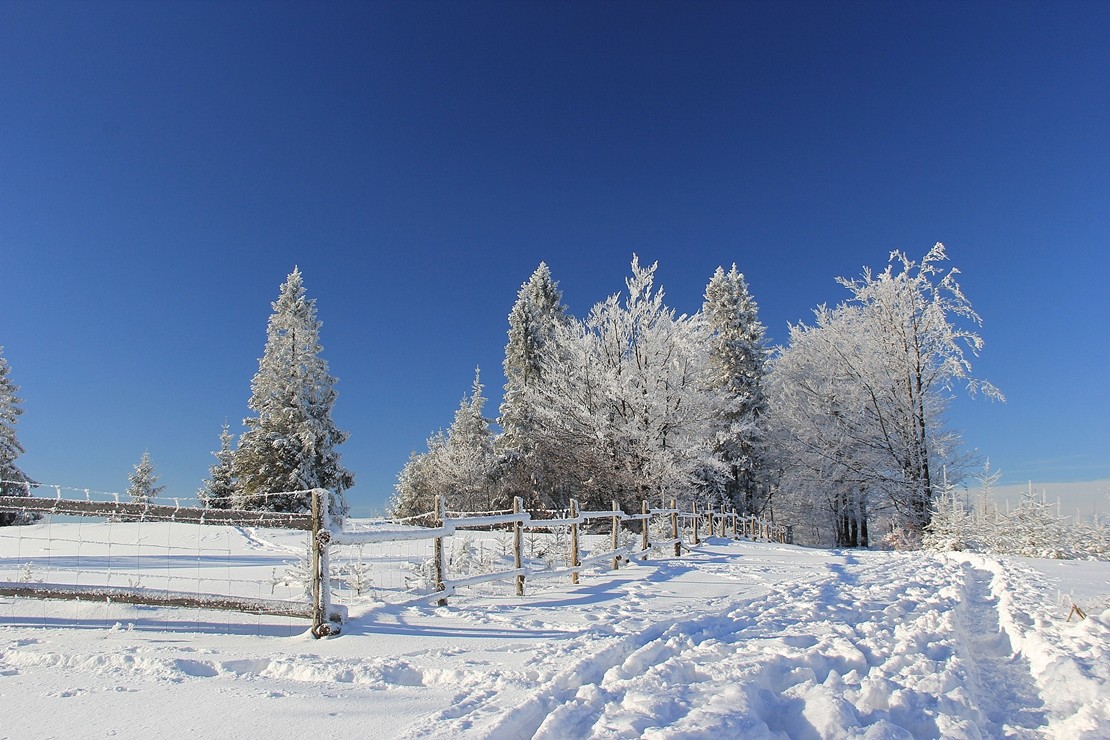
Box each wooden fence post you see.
[692,501,700,545]
[310,488,328,637]
[513,496,524,596]
[671,498,680,556]
[570,499,580,585]
[611,500,621,570]
[641,500,649,559]
[434,494,447,607]
[718,507,726,538]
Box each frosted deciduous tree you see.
[524,256,715,510]
[127,451,165,504]
[233,268,354,514]
[0,346,36,526]
[198,423,238,509]
[769,244,1001,545]
[701,265,771,514]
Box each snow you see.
[3,523,1109,738]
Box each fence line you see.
[1,487,789,638]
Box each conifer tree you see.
[233,268,354,514]
[198,423,238,509]
[0,346,35,526]
[127,451,165,504]
[702,265,770,514]
[497,263,567,459]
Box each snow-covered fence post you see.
[731,509,739,539]
[640,500,649,559]
[513,496,524,596]
[692,502,700,545]
[611,500,621,570]
[570,499,581,585]
[434,495,447,607]
[718,508,726,538]
[671,498,680,556]
[310,488,323,634]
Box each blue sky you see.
[2,1,1107,515]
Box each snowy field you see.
[2,522,1110,739]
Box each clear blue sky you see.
[2,1,1107,515]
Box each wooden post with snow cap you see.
[641,499,649,560]
[570,499,581,585]
[434,495,447,607]
[513,496,524,596]
[671,498,680,557]
[611,500,621,570]
[692,501,700,545]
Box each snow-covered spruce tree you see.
[701,264,771,515]
[232,268,353,515]
[0,346,36,526]
[390,431,447,521]
[922,470,976,552]
[390,371,498,518]
[440,370,499,512]
[496,263,568,508]
[127,451,165,504]
[198,423,238,509]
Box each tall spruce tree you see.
[127,451,165,504]
[0,346,35,526]
[702,265,770,514]
[497,263,566,458]
[232,268,354,514]
[496,263,567,507]
[198,423,238,509]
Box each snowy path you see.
[3,538,1110,738]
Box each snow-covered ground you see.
[2,524,1109,739]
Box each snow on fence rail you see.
[1,486,788,637]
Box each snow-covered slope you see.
[2,536,1108,738]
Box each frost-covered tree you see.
[127,451,165,504]
[523,256,716,510]
[390,431,448,521]
[390,370,498,517]
[701,264,771,514]
[498,262,567,458]
[0,346,36,526]
[922,470,976,552]
[232,268,354,514]
[769,244,1001,545]
[440,370,498,511]
[198,423,238,509]
[496,263,568,507]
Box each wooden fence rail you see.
[2,489,789,638]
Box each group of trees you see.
[393,256,774,520]
[0,244,1007,546]
[0,267,353,524]
[392,244,1002,547]
[924,464,1110,560]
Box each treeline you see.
[0,268,354,522]
[391,244,1002,547]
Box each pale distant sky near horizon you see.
[2,1,1108,514]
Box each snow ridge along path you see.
[4,536,1110,738]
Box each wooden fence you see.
[1,488,788,638]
